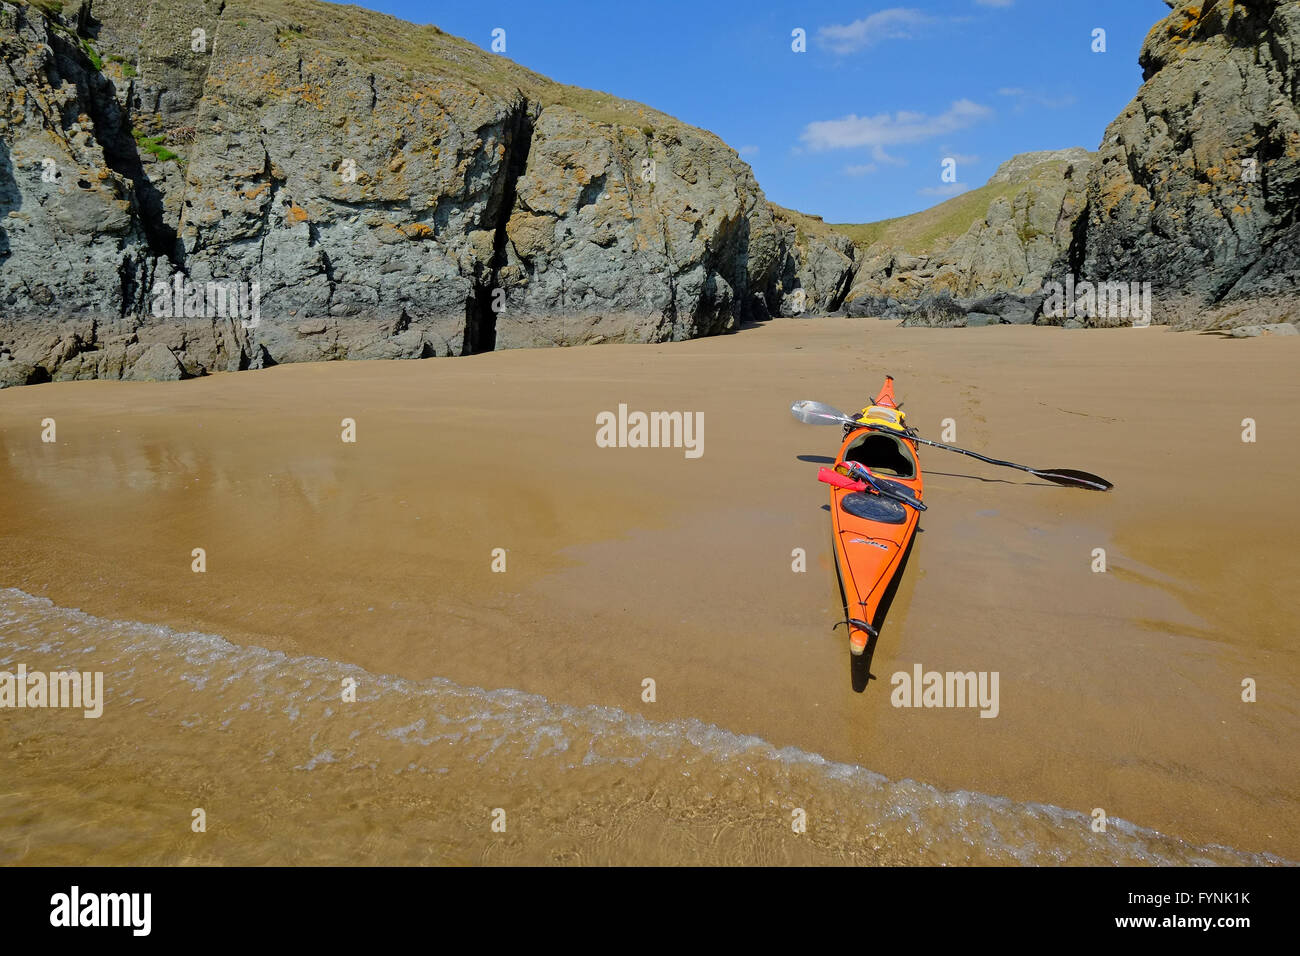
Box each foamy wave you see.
[0,587,1289,866]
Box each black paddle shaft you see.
[859,424,1113,491]
[789,400,1112,491]
[911,431,1039,471]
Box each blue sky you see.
[359,0,1171,223]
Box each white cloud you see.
[843,163,879,176]
[816,8,936,55]
[943,152,980,165]
[871,145,908,166]
[975,0,1014,7]
[738,144,760,157]
[919,183,972,197]
[800,99,993,152]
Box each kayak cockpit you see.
[843,432,917,479]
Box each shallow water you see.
[0,588,1285,866]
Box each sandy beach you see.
[1,318,1297,864]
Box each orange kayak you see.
[829,377,924,655]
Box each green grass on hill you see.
[768,203,849,247]
[235,0,692,133]
[827,159,1081,256]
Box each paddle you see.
[792,400,1114,491]
[835,460,927,511]
[820,467,928,512]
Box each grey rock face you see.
[989,149,1093,184]
[0,3,148,322]
[898,292,968,328]
[967,291,1044,325]
[843,1,1300,330]
[844,152,1094,316]
[0,0,851,385]
[845,287,1048,328]
[3,0,1297,384]
[123,340,185,380]
[1229,322,1299,337]
[843,294,895,319]
[496,106,790,346]
[765,206,856,318]
[1069,0,1300,309]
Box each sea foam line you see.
[0,587,1290,866]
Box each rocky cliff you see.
[839,0,1300,330]
[2,0,1297,387]
[0,0,854,385]
[1072,0,1300,325]
[841,149,1095,326]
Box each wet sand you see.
[1,319,1297,863]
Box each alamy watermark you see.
[151,274,262,328]
[891,664,999,718]
[1042,274,1151,327]
[0,664,104,718]
[595,404,704,459]
[50,886,150,936]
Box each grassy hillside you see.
[827,157,1087,256]
[768,203,851,246]
[230,0,697,134]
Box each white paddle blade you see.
[791,400,853,426]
